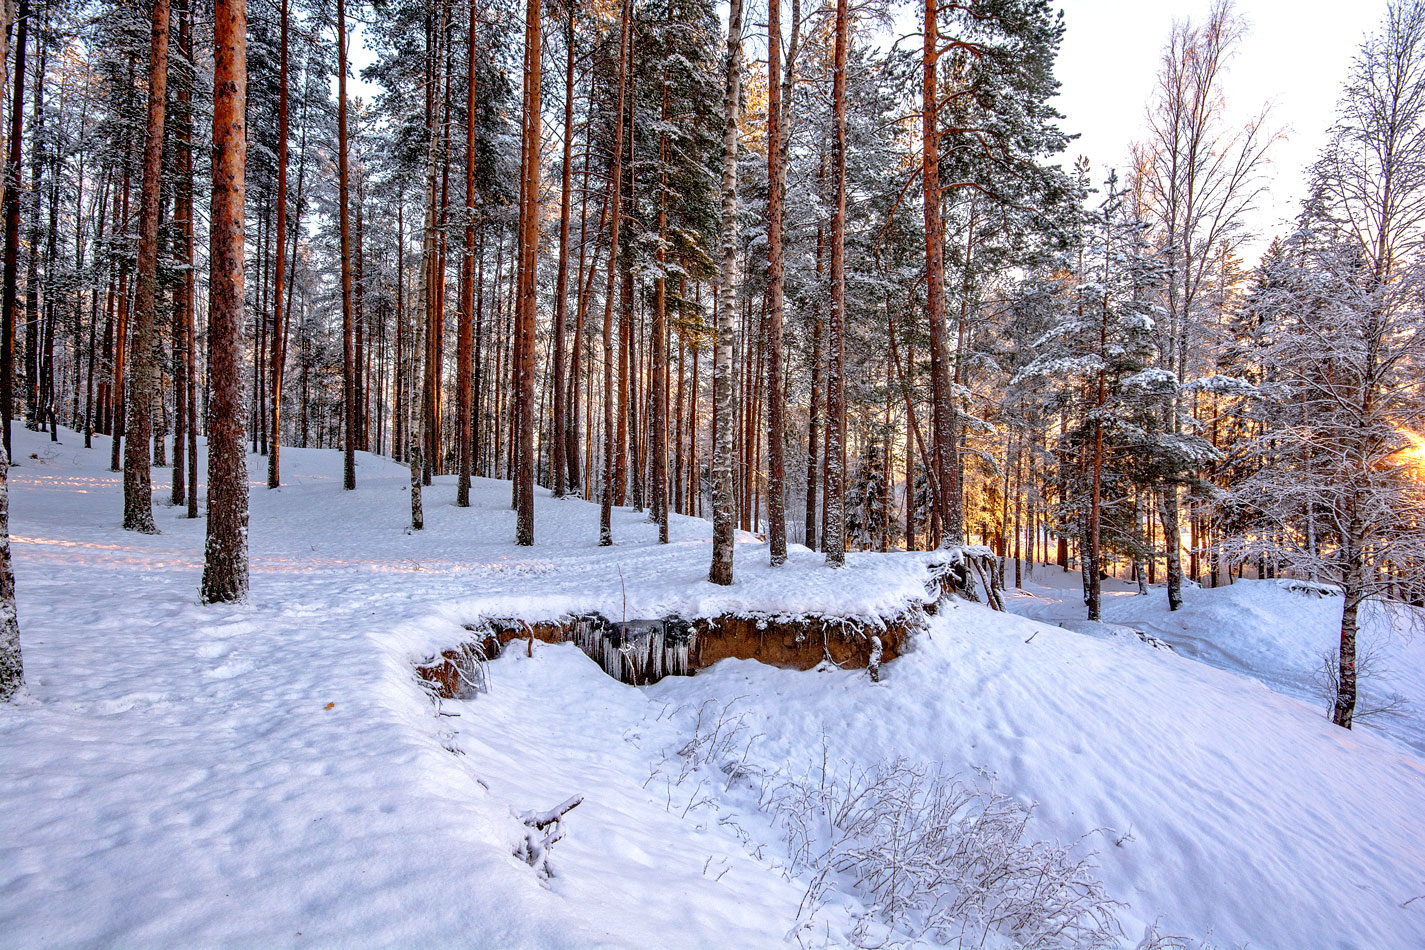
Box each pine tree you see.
[514,0,540,546]
[267,0,290,491]
[763,0,786,564]
[337,0,356,492]
[549,1,574,501]
[201,0,250,604]
[1016,167,1160,620]
[601,0,632,547]
[120,0,171,534]
[847,427,889,550]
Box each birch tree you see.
[0,443,21,701]
[708,0,741,582]
[1138,0,1272,611]
[822,0,849,567]
[1227,0,1425,728]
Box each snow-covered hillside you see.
[1006,564,1425,755]
[2,427,1423,948]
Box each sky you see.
[1053,0,1386,260]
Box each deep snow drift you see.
[2,426,1423,948]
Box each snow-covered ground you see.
[1005,561,1425,755]
[3,425,1424,948]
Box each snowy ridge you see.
[408,548,951,657]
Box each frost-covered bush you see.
[656,702,1160,947]
[1312,642,1410,725]
[771,755,1122,948]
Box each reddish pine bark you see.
[456,0,477,507]
[179,0,197,518]
[171,0,193,508]
[122,0,171,533]
[922,0,959,547]
[600,0,630,547]
[765,0,787,564]
[551,7,575,499]
[513,0,540,545]
[201,0,249,604]
[651,83,670,543]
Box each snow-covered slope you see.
[1006,564,1425,755]
[2,427,1423,948]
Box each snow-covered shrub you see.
[642,698,769,824]
[1313,642,1410,725]
[771,755,1122,948]
[1276,578,1342,599]
[656,703,1160,947]
[674,698,765,792]
[515,795,582,881]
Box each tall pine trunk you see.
[599,0,630,547]
[456,0,476,507]
[179,0,197,519]
[337,0,356,490]
[764,0,786,565]
[550,7,575,499]
[21,2,41,435]
[921,0,957,546]
[513,0,540,545]
[171,0,193,508]
[267,0,288,490]
[201,0,249,604]
[567,137,597,494]
[651,83,670,543]
[122,0,170,533]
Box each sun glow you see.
[1397,428,1425,475]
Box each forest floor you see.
[2,425,1424,949]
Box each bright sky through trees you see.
[1056,0,1382,255]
